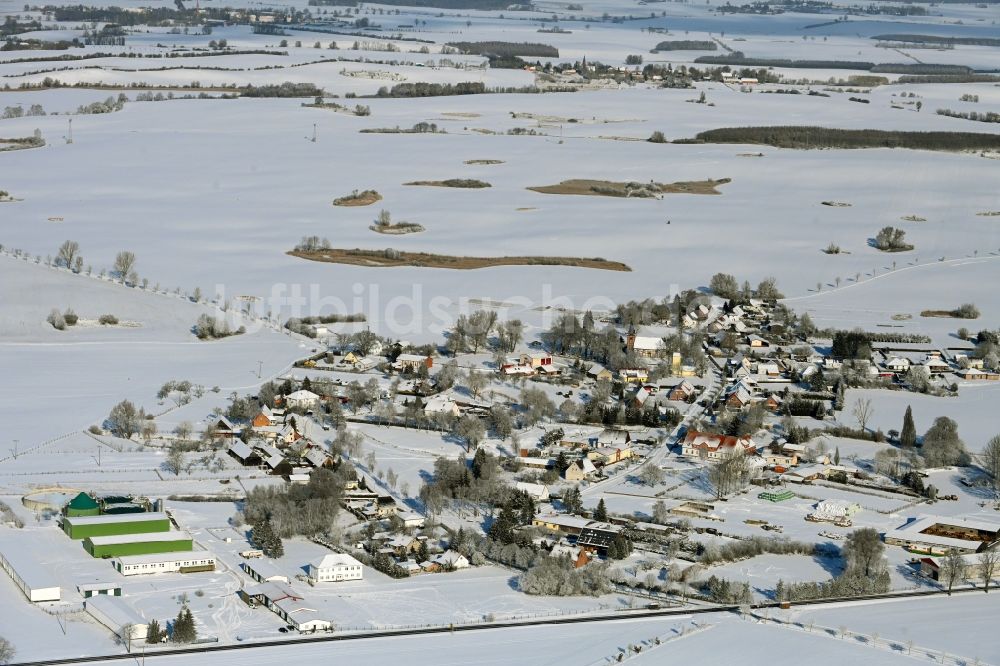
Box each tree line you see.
[690,126,1000,152]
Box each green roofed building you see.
[63,512,171,540]
[65,493,100,517]
[83,532,193,558]
[758,490,795,503]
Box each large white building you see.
[284,390,320,410]
[307,553,364,583]
[0,546,60,602]
[113,552,216,576]
[884,515,1000,555]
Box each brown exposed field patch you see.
[464,159,505,165]
[527,178,730,198]
[369,222,425,235]
[405,179,491,188]
[333,190,382,206]
[289,249,631,271]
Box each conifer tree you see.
[900,405,916,448]
[594,498,608,522]
[146,619,163,644]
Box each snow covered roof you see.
[228,441,254,460]
[396,353,430,363]
[86,531,191,546]
[286,390,320,402]
[303,448,329,467]
[0,546,59,592]
[65,512,168,526]
[85,595,146,628]
[310,553,362,570]
[885,515,1000,550]
[116,551,216,566]
[631,336,665,351]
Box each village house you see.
[515,482,551,502]
[681,431,757,460]
[252,405,282,428]
[590,446,633,466]
[725,384,753,409]
[284,390,320,411]
[624,326,665,358]
[587,364,613,382]
[227,441,261,467]
[665,380,696,402]
[618,368,649,384]
[393,353,433,372]
[564,457,598,482]
[520,351,553,369]
[423,394,460,418]
[431,550,470,571]
[307,553,364,583]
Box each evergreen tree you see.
[563,486,582,514]
[269,531,284,559]
[172,607,196,643]
[416,539,429,562]
[251,517,284,558]
[900,405,916,448]
[250,517,272,551]
[834,447,841,465]
[146,619,163,644]
[488,504,518,544]
[593,498,608,522]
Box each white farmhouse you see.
[285,390,320,410]
[307,553,364,583]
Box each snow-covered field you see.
[2,0,1000,661]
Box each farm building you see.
[0,547,60,602]
[272,598,333,633]
[64,492,100,517]
[307,553,364,583]
[919,553,995,581]
[884,515,1000,555]
[63,512,171,540]
[85,595,147,642]
[242,560,289,584]
[84,531,193,558]
[113,551,216,576]
[77,581,122,598]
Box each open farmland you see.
[1,0,999,663]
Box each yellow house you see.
[343,351,361,365]
[618,368,649,384]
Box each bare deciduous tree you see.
[852,398,873,433]
[57,240,79,269]
[0,637,14,665]
[114,250,136,280]
[977,548,997,593]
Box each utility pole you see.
[10,440,18,460]
[257,360,263,379]
[67,118,73,144]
